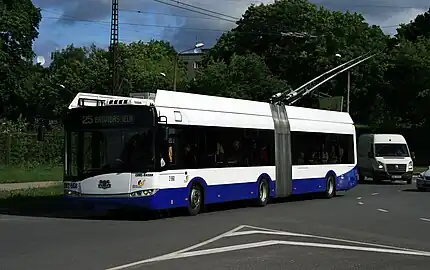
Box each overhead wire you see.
[152,0,238,23]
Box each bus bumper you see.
[64,188,189,211]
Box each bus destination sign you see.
[81,115,135,125]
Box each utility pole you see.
[109,0,119,95]
[346,70,350,113]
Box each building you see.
[178,48,209,80]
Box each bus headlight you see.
[66,190,81,196]
[130,189,159,197]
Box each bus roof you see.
[68,89,354,134]
[154,89,353,124]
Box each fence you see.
[0,132,63,167]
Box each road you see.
[1,181,429,270]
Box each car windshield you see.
[374,143,410,157]
[66,128,155,180]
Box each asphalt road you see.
[1,180,430,270]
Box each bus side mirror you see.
[368,152,374,158]
[37,126,45,141]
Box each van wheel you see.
[255,179,269,207]
[187,184,203,216]
[324,174,336,199]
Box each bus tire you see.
[256,178,269,207]
[187,183,203,216]
[324,174,336,199]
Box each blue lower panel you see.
[67,167,358,211]
[292,178,326,194]
[336,167,358,191]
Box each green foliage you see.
[191,53,290,101]
[210,0,390,124]
[0,0,42,120]
[396,8,430,41]
[0,118,63,167]
[382,37,430,128]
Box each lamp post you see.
[173,42,204,91]
[335,53,350,113]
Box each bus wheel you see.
[324,174,336,199]
[187,184,203,216]
[256,179,269,207]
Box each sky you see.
[31,0,429,64]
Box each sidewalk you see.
[0,181,61,191]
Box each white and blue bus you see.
[61,90,358,215]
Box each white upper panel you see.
[68,90,355,134]
[68,92,154,109]
[154,90,354,133]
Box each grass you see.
[0,184,63,200]
[0,165,63,184]
[0,184,64,215]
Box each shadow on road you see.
[402,188,426,192]
[0,192,344,221]
[358,180,409,186]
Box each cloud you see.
[32,0,429,50]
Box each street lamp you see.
[173,42,205,91]
[336,53,351,113]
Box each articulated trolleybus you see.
[63,90,358,215]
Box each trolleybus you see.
[60,89,358,215]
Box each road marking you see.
[420,218,430,222]
[106,225,429,269]
[105,225,246,270]
[172,240,430,260]
[378,208,389,213]
[372,193,379,196]
[356,197,362,200]
[226,230,421,252]
[358,202,364,205]
[108,240,430,267]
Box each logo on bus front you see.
[98,180,111,189]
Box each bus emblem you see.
[98,180,111,189]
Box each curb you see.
[0,181,61,191]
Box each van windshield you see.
[375,143,410,157]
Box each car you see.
[416,167,430,191]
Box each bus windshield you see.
[374,143,410,157]
[67,128,155,180]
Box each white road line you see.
[226,230,421,252]
[420,218,430,222]
[358,202,364,205]
[356,197,362,200]
[174,240,430,259]
[108,240,430,267]
[106,224,427,270]
[105,225,246,270]
[378,208,389,213]
[372,193,379,196]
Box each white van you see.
[357,134,413,183]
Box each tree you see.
[209,0,389,124]
[0,0,42,119]
[396,8,430,41]
[382,37,430,128]
[191,53,290,101]
[118,40,187,95]
[45,40,187,117]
